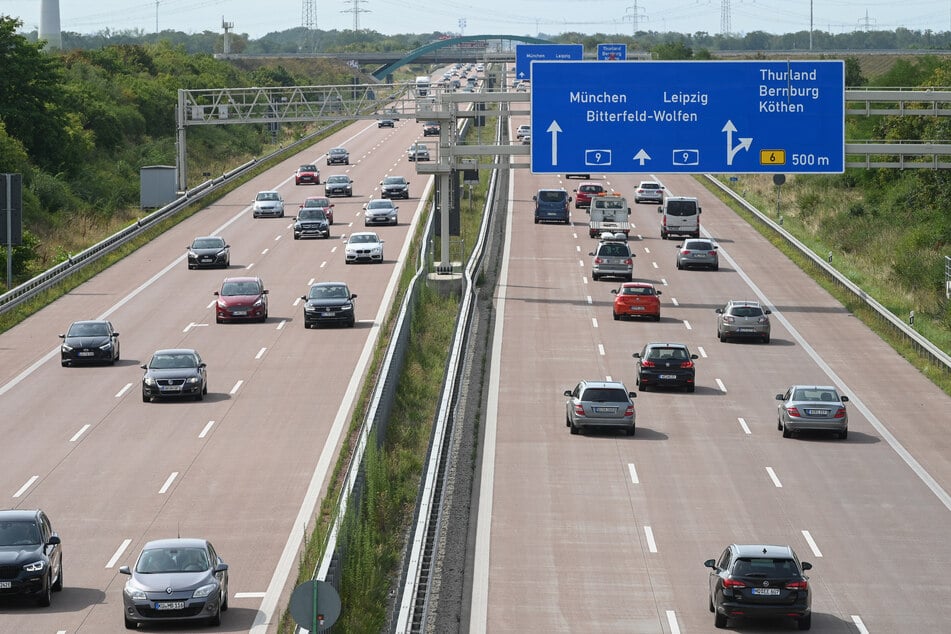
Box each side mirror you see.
[588,252,595,257]
[140,364,148,370]
[655,290,662,295]
[350,294,358,300]
[628,392,637,398]
[703,559,716,569]
[563,390,572,397]
[715,308,724,314]
[611,289,619,295]
[840,396,849,402]
[48,535,61,545]
[775,394,785,401]
[657,206,663,213]
[632,352,642,359]
[764,308,772,314]
[300,295,307,301]
[801,562,812,571]
[214,291,220,296]
[119,565,132,575]
[262,289,269,294]
[113,332,120,337]
[627,207,631,215]
[58,334,65,339]
[690,354,699,360]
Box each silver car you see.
[119,538,228,629]
[776,385,849,439]
[676,238,719,270]
[716,300,771,343]
[363,198,398,226]
[634,180,665,204]
[590,234,634,281]
[564,380,636,436]
[251,190,284,218]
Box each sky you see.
[1,0,950,40]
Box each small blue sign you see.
[514,44,583,82]
[597,43,627,61]
[530,60,844,174]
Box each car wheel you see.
[142,391,150,403]
[61,360,68,367]
[37,574,52,607]
[713,263,719,271]
[569,421,579,435]
[709,596,715,613]
[207,603,221,627]
[798,614,812,630]
[125,615,138,629]
[348,318,355,328]
[592,273,599,281]
[196,391,203,402]
[840,430,848,440]
[777,418,783,431]
[534,217,539,224]
[676,260,682,269]
[660,230,667,240]
[626,425,635,437]
[51,560,63,591]
[222,588,229,611]
[714,612,727,628]
[686,384,695,393]
[613,312,620,321]
[763,334,770,344]
[782,424,792,438]
[637,381,646,392]
[653,314,661,322]
[294,234,300,240]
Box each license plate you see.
[160,386,181,392]
[752,588,781,596]
[322,312,335,317]
[78,351,94,357]
[594,407,616,413]
[805,409,829,416]
[660,374,677,380]
[0,581,11,588]
[201,257,212,262]
[738,327,754,332]
[155,601,186,610]
[630,306,645,311]
[232,310,247,316]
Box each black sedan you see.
[0,509,63,607]
[632,342,698,392]
[120,538,228,629]
[186,236,230,269]
[59,320,120,366]
[141,349,208,402]
[380,175,410,199]
[301,282,357,328]
[705,543,812,630]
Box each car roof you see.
[222,276,261,284]
[142,537,210,550]
[638,180,661,185]
[312,281,348,288]
[257,190,279,194]
[327,174,350,180]
[0,509,41,521]
[330,147,347,151]
[620,282,654,289]
[193,235,224,241]
[727,300,762,306]
[153,348,199,356]
[788,384,838,391]
[578,380,628,390]
[645,342,689,349]
[577,181,603,187]
[731,544,796,559]
[351,231,380,239]
[68,319,110,326]
[304,196,331,203]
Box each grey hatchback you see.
[676,238,719,270]
[716,300,771,343]
[564,380,636,436]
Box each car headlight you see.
[216,250,227,257]
[192,582,218,599]
[61,344,73,352]
[99,342,113,351]
[186,377,199,384]
[342,302,353,310]
[23,560,46,572]
[217,300,227,309]
[124,581,147,601]
[187,250,197,258]
[144,377,156,386]
[253,298,264,307]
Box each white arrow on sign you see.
[547,120,562,165]
[722,120,752,166]
[633,149,652,166]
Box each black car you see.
[186,236,230,269]
[422,121,440,136]
[377,118,395,128]
[326,147,349,165]
[293,207,331,240]
[0,509,63,606]
[705,544,812,630]
[59,320,120,366]
[380,175,410,199]
[633,342,698,392]
[301,282,357,328]
[324,174,353,197]
[141,349,208,402]
[120,538,228,629]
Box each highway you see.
[0,113,432,632]
[468,152,951,632]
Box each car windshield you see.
[303,198,330,208]
[136,547,210,574]
[383,177,405,185]
[328,176,348,184]
[256,192,279,201]
[0,520,41,546]
[730,306,763,317]
[192,238,224,249]
[68,322,110,337]
[538,191,566,203]
[299,165,317,172]
[685,241,713,250]
[220,281,261,296]
[299,208,326,221]
[647,347,688,360]
[331,148,346,154]
[640,182,661,190]
[581,388,628,402]
[367,200,392,209]
[150,353,198,369]
[622,286,652,296]
[350,234,378,244]
[579,186,602,194]
[666,200,697,216]
[309,285,350,300]
[733,558,797,577]
[792,388,838,402]
[598,244,630,257]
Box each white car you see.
[516,125,531,140]
[252,190,284,218]
[345,231,385,264]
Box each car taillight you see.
[708,250,717,256]
[681,250,691,255]
[785,580,808,590]
[786,407,801,417]
[624,405,635,416]
[722,315,735,324]
[723,578,746,589]
[679,360,694,369]
[574,404,585,416]
[640,359,655,367]
[623,258,633,265]
[834,407,847,418]
[758,316,770,324]
[594,257,603,264]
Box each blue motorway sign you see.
[514,44,583,83]
[530,60,845,174]
[597,43,627,60]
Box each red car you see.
[214,277,269,323]
[295,164,320,185]
[611,282,662,321]
[573,181,607,209]
[299,196,334,225]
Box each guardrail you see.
[705,174,951,373]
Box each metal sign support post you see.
[5,175,12,290]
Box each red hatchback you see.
[573,181,607,209]
[611,282,662,321]
[214,277,269,323]
[294,164,320,185]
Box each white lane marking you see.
[697,346,707,358]
[57,630,66,634]
[578,259,584,267]
[683,320,692,330]
[851,615,869,633]
[605,375,613,381]
[801,530,823,557]
[263,247,270,253]
[115,383,133,398]
[331,246,338,253]
[644,526,657,553]
[715,378,727,392]
[597,344,605,356]
[106,539,131,568]
[199,421,215,438]
[321,261,327,268]
[572,232,578,239]
[255,347,267,360]
[586,295,592,304]
[159,472,178,494]
[230,380,243,395]
[666,610,681,634]
[661,278,668,286]
[307,278,315,285]
[591,318,598,329]
[235,592,267,599]
[628,463,639,484]
[765,467,783,487]
[737,418,751,434]
[582,277,588,285]
[207,300,216,309]
[246,262,255,270]
[652,261,658,269]
[70,424,91,442]
[717,239,951,513]
[13,476,39,498]
[643,247,650,254]
[275,235,282,241]
[293,297,303,307]
[671,297,679,306]
[576,245,580,253]
[277,320,286,330]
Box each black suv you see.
[633,342,698,392]
[0,509,63,606]
[704,544,812,630]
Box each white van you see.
[659,196,701,239]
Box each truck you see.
[588,195,631,238]
[415,76,431,97]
